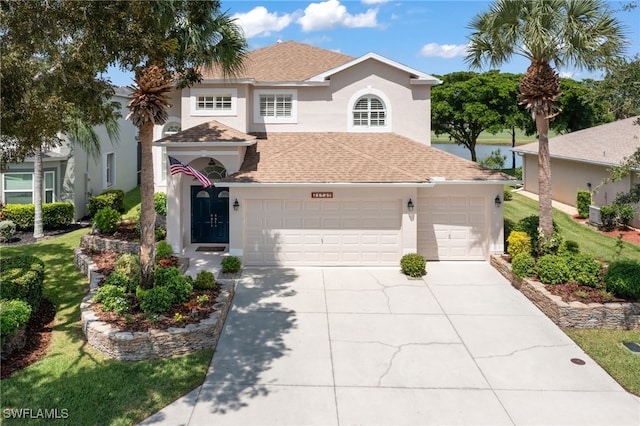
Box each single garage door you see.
[417,196,487,260]
[245,199,402,266]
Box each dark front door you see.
[191,187,229,244]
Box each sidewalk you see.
[515,189,578,216]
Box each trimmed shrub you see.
[503,218,515,253]
[93,284,129,314]
[94,207,120,235]
[194,270,216,290]
[617,203,635,227]
[114,253,140,279]
[1,204,34,230]
[0,255,45,310]
[155,266,192,304]
[0,220,17,242]
[503,189,513,202]
[564,253,601,287]
[506,231,531,258]
[400,253,426,278]
[221,256,242,274]
[511,252,536,278]
[88,190,124,217]
[140,286,174,314]
[0,299,32,343]
[536,254,571,285]
[577,190,591,219]
[513,215,559,257]
[154,192,167,216]
[603,259,640,300]
[599,205,618,231]
[155,241,173,261]
[42,202,74,229]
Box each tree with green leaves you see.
[1,1,120,238]
[466,0,627,240]
[76,0,248,288]
[431,70,522,162]
[597,55,640,120]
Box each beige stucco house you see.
[513,117,640,227]
[152,41,513,266]
[0,87,140,220]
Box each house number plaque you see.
[311,192,333,198]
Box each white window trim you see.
[2,171,55,204]
[44,171,55,203]
[103,152,115,189]
[347,88,392,133]
[253,89,297,124]
[190,88,237,116]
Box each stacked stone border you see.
[491,255,640,330]
[74,236,236,361]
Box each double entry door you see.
[191,187,229,244]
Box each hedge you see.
[0,202,74,231]
[0,255,45,310]
[87,189,125,217]
[0,299,32,344]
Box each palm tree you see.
[466,0,627,242]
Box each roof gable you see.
[154,120,256,144]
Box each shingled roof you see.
[201,41,355,82]
[222,133,513,184]
[155,121,256,144]
[513,116,640,166]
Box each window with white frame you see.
[104,152,115,188]
[190,88,237,116]
[2,171,55,204]
[352,95,386,127]
[253,89,297,123]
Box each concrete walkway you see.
[515,189,579,216]
[141,263,639,426]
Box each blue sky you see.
[106,0,640,86]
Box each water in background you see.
[432,143,523,169]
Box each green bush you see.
[140,286,174,314]
[400,253,426,278]
[194,270,216,290]
[513,215,559,257]
[506,231,531,258]
[0,299,32,343]
[0,220,17,242]
[114,253,140,279]
[0,203,74,230]
[221,256,242,273]
[93,284,129,314]
[88,190,124,217]
[154,192,167,216]
[94,207,120,235]
[103,272,129,289]
[503,218,515,253]
[536,254,571,284]
[617,204,635,227]
[599,205,618,231]
[503,189,513,201]
[603,259,640,300]
[0,255,45,310]
[155,241,173,261]
[155,266,192,304]
[565,253,601,287]
[559,240,580,254]
[577,190,591,219]
[1,204,34,230]
[511,252,536,278]
[155,226,167,241]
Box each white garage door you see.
[245,199,402,266]
[417,196,487,260]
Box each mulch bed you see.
[572,215,640,245]
[544,282,629,304]
[0,223,90,247]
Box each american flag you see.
[168,156,212,188]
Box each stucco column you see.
[167,173,182,254]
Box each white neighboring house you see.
[0,87,139,220]
[152,41,514,265]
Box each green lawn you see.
[0,230,212,426]
[504,192,640,263]
[122,186,141,220]
[431,128,554,145]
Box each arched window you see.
[202,159,227,182]
[162,122,181,137]
[352,96,386,127]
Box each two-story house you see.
[0,87,140,220]
[153,41,511,266]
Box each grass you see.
[431,128,557,145]
[504,192,640,397]
[504,192,640,263]
[121,186,141,221]
[0,229,212,425]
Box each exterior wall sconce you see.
[495,195,502,207]
[407,199,414,212]
[233,199,240,211]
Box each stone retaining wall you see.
[80,233,140,255]
[491,255,640,329]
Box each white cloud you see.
[362,0,389,4]
[559,71,576,79]
[232,6,293,38]
[419,43,468,59]
[297,0,379,32]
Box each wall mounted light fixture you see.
[233,199,240,211]
[495,195,502,207]
[407,199,414,212]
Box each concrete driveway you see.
[142,262,640,426]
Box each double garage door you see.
[417,196,487,261]
[244,199,402,266]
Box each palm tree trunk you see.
[33,145,44,239]
[138,120,156,289]
[536,112,553,237]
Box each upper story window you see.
[253,89,297,124]
[353,96,386,127]
[163,122,181,136]
[190,88,237,116]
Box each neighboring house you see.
[153,41,513,266]
[513,116,640,227]
[0,87,140,220]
